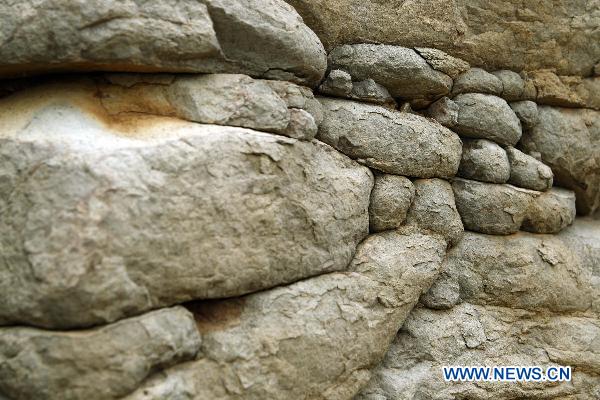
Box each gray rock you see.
[457,139,510,183]
[0,87,373,329]
[522,188,576,234]
[451,68,503,96]
[328,44,453,101]
[420,273,461,310]
[414,47,470,79]
[452,178,537,235]
[369,175,415,232]
[492,70,525,101]
[319,69,353,97]
[317,97,462,178]
[102,73,321,140]
[506,147,553,191]
[0,0,327,87]
[0,307,200,400]
[264,80,324,126]
[510,100,539,129]
[406,179,464,246]
[351,79,395,107]
[453,93,522,146]
[520,106,600,215]
[426,96,459,128]
[124,230,448,400]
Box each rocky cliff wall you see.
[0,1,598,399]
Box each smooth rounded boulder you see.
[0,84,373,329]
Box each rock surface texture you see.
[0,2,598,400]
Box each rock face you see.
[369,175,415,232]
[453,93,522,146]
[0,307,200,400]
[522,188,577,234]
[284,0,600,76]
[457,139,510,183]
[123,230,448,400]
[405,179,464,246]
[317,97,462,178]
[0,0,327,87]
[452,178,536,235]
[357,221,600,399]
[520,106,600,215]
[451,68,503,96]
[0,85,373,329]
[506,147,553,191]
[327,44,452,101]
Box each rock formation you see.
[0,1,598,399]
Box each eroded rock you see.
[492,70,526,101]
[506,147,553,191]
[510,100,539,129]
[0,307,201,400]
[317,97,462,178]
[451,68,503,96]
[453,93,522,146]
[0,86,373,329]
[523,188,576,234]
[0,0,327,87]
[458,139,510,183]
[369,175,415,232]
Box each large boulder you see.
[0,85,373,329]
[317,97,462,178]
[0,0,327,87]
[0,307,200,400]
[327,44,453,101]
[123,229,448,400]
[520,106,600,215]
[284,0,599,76]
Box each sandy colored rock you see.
[123,230,448,400]
[453,93,522,146]
[414,47,470,79]
[285,0,599,76]
[457,139,510,184]
[492,70,526,101]
[510,100,539,129]
[451,68,503,96]
[406,179,464,246]
[506,147,553,191]
[452,178,537,235]
[519,106,600,215]
[522,188,576,234]
[369,175,415,232]
[525,70,586,108]
[0,86,373,329]
[327,44,453,101]
[420,273,461,310]
[0,307,201,400]
[0,0,327,87]
[317,97,462,178]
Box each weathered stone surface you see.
[0,307,200,400]
[452,178,536,235]
[523,188,576,234]
[327,44,453,101]
[506,147,553,191]
[102,73,323,140]
[457,139,510,184]
[414,47,470,79]
[369,175,415,232]
[524,70,586,108]
[350,79,395,107]
[357,304,600,400]
[492,70,526,101]
[451,68,503,96]
[264,79,324,126]
[510,100,539,129]
[406,179,464,245]
[319,69,352,97]
[317,97,462,178]
[0,0,327,87]
[123,230,448,400]
[420,273,461,310]
[519,106,600,215]
[358,220,600,400]
[426,96,459,128]
[0,86,373,329]
[453,93,522,146]
[284,0,600,76]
